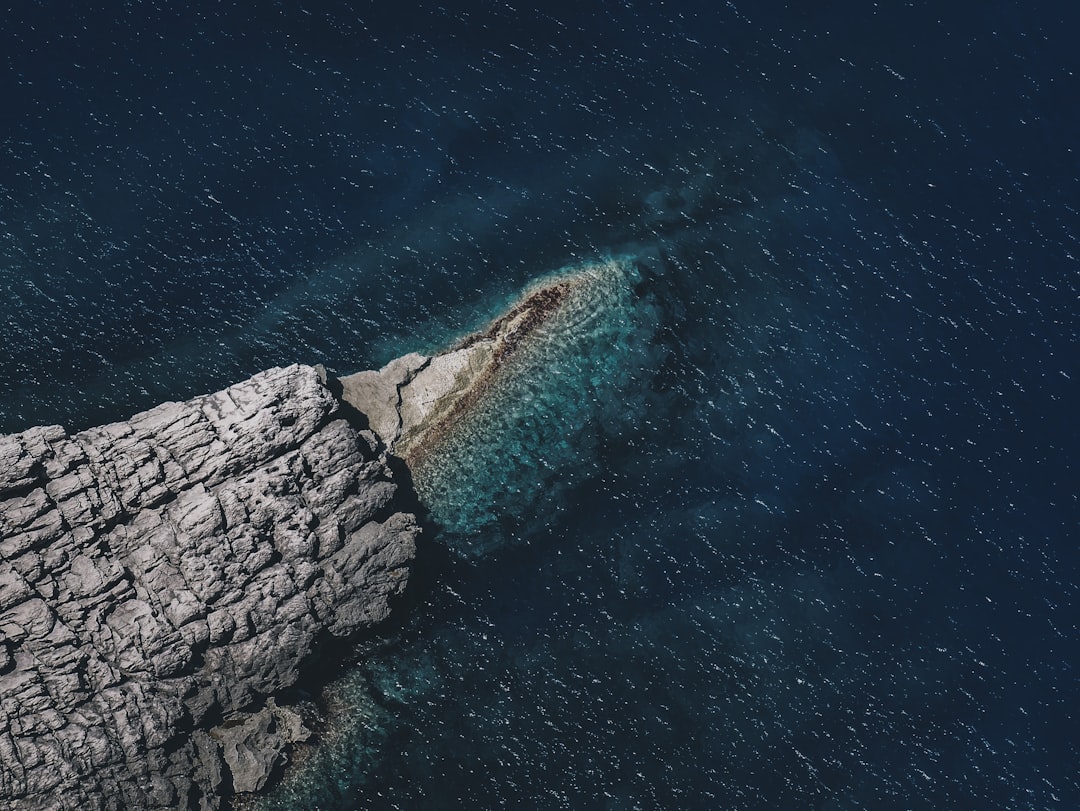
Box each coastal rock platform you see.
[338,276,580,464]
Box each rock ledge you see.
[339,276,579,465]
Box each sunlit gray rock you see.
[0,364,418,810]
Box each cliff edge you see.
[0,364,419,810]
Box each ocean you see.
[2,1,1077,808]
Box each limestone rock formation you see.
[0,364,419,810]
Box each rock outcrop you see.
[0,364,419,810]
[339,277,579,465]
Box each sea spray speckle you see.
[3,1,1077,808]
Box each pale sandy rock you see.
[337,276,578,465]
[336,352,427,445]
[397,344,494,446]
[339,344,494,456]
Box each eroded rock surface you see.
[0,364,419,810]
[339,277,578,464]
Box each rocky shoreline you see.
[0,272,593,810]
[0,364,419,810]
[337,275,583,468]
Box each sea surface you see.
[2,2,1077,809]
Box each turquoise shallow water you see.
[409,256,662,555]
[3,1,1078,808]
[249,136,892,807]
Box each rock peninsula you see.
[337,276,581,466]
[0,364,418,810]
[0,270,596,810]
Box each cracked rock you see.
[0,364,419,810]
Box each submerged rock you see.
[0,364,419,810]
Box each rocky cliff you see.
[0,364,419,810]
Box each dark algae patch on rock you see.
[0,365,419,810]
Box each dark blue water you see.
[2,2,1077,808]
